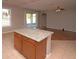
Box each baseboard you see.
[2,30,13,34]
[46,27,76,32]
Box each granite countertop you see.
[14,28,54,42]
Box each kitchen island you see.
[14,28,54,59]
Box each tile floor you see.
[2,33,76,59]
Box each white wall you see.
[2,3,45,33]
[2,3,26,33]
[46,9,76,32]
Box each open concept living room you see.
[2,0,76,59]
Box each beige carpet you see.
[2,33,76,59]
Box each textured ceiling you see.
[3,0,76,11]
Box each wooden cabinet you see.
[14,32,47,59]
[14,32,23,53]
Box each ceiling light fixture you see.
[56,6,64,12]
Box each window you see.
[2,9,11,27]
[26,13,37,24]
[26,13,37,28]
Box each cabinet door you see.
[22,39,36,59]
[14,32,22,53]
[36,39,47,59]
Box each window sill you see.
[2,26,11,28]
